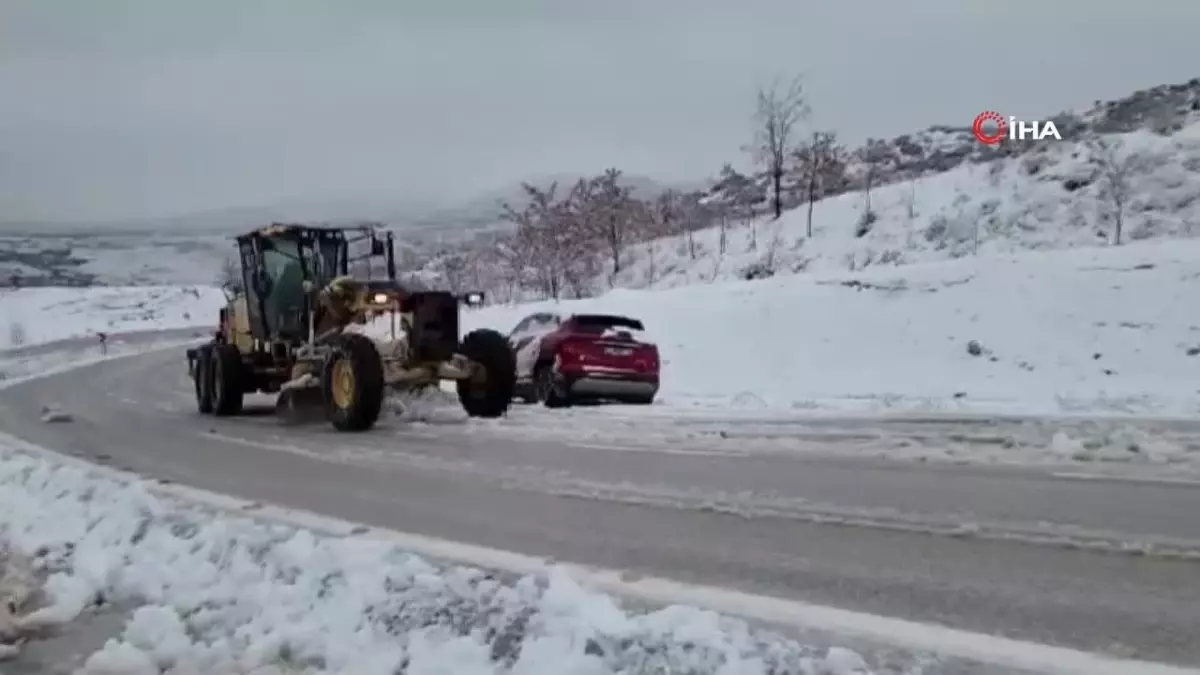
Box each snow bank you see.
[454,239,1200,416]
[0,443,894,675]
[0,286,225,348]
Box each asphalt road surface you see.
[4,345,1200,668]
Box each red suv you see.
[507,312,660,407]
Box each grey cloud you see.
[2,0,1199,221]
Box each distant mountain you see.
[0,183,457,235]
[0,173,698,241]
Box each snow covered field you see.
[10,238,1200,422]
[456,239,1200,418]
[0,286,225,349]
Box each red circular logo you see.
[972,111,1007,145]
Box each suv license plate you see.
[605,347,633,356]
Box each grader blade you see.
[275,387,325,425]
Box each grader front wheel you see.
[330,359,356,409]
[456,328,516,418]
[321,333,385,432]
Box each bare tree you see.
[501,182,571,299]
[751,76,809,219]
[558,179,605,297]
[762,219,785,275]
[495,168,660,299]
[479,236,523,303]
[438,251,470,293]
[1089,137,1140,245]
[653,189,680,234]
[675,191,713,260]
[792,130,842,237]
[581,168,639,282]
[856,138,890,214]
[710,163,762,250]
[639,191,683,286]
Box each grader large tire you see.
[193,346,214,414]
[211,343,245,416]
[322,333,385,432]
[456,328,516,418]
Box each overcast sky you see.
[3,0,1199,222]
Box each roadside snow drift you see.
[0,443,898,675]
[457,240,1200,416]
[0,286,224,348]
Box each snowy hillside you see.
[606,123,1200,290]
[457,239,1200,417]
[396,79,1200,302]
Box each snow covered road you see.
[3,346,1200,669]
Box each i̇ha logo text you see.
[972,111,1062,145]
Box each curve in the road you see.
[4,345,1200,669]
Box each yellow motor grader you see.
[185,222,514,431]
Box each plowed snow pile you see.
[455,240,1200,416]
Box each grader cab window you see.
[259,236,307,337]
[259,237,301,287]
[314,234,345,283]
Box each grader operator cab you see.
[185,222,514,432]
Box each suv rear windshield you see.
[570,314,645,331]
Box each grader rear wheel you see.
[210,343,245,416]
[321,333,384,432]
[193,346,214,414]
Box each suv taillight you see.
[634,345,658,372]
[558,339,587,364]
